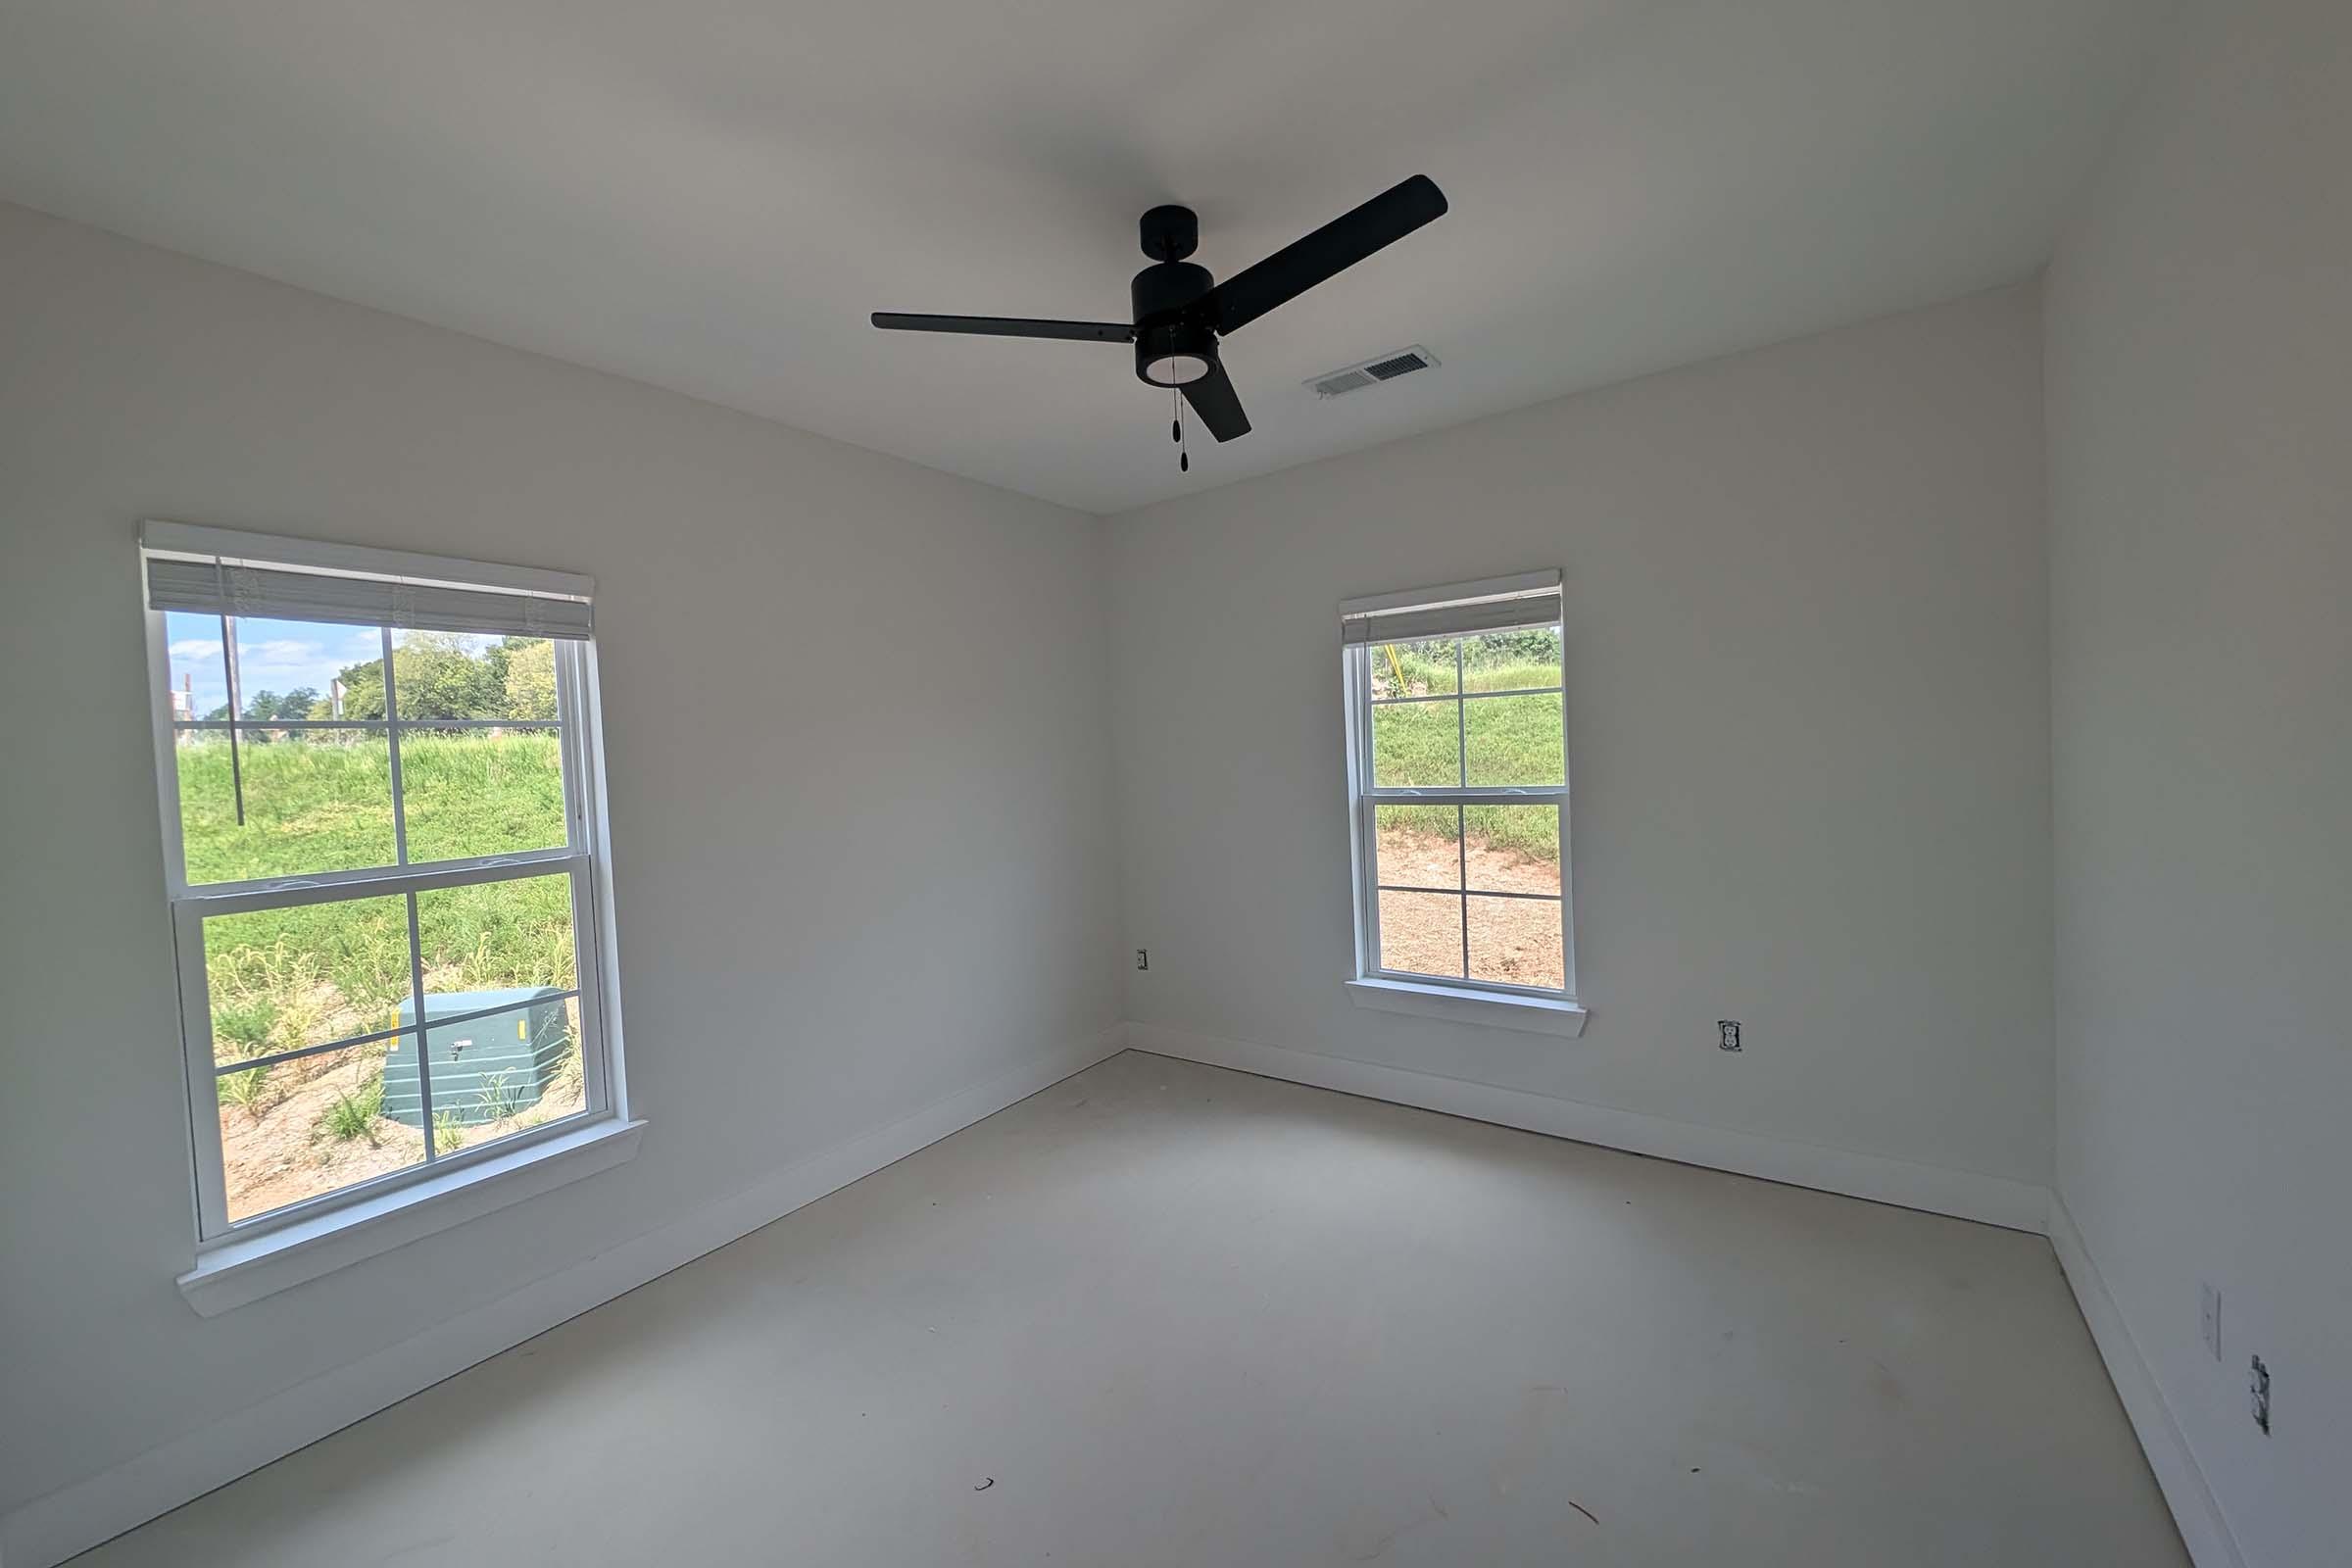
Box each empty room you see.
[0,1,2342,1563]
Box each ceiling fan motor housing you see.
[1132,255,1215,386]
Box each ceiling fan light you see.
[1143,353,1212,387]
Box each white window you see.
[142,523,627,1250]
[1342,571,1581,1022]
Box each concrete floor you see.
[80,1052,2185,1566]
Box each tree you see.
[390,631,503,720]
[273,687,319,720]
[301,634,552,723]
[501,639,558,720]
[318,657,385,719]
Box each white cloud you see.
[168,638,222,660]
[233,638,344,693]
[240,637,324,663]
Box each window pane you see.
[1370,697,1461,787]
[410,872,581,1152]
[394,631,559,721]
[1467,896,1564,991]
[390,632,567,862]
[219,1041,424,1224]
[1462,693,1564,787]
[1463,805,1561,896]
[233,615,387,722]
[1460,626,1561,692]
[400,729,567,862]
[164,611,230,722]
[415,871,578,993]
[1377,890,1464,979]
[201,896,413,1070]
[1367,636,1458,700]
[1374,803,1461,890]
[177,729,396,883]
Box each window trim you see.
[141,522,632,1276]
[1341,573,1584,1021]
[174,1115,646,1317]
[1344,975,1589,1037]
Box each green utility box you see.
[385,987,570,1129]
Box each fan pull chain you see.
[1172,386,1189,472]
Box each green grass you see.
[1369,651,1564,861]
[212,996,279,1054]
[179,734,577,1093]
[1383,652,1562,699]
[477,1067,524,1124]
[322,1074,385,1142]
[216,1060,273,1115]
[177,731,564,885]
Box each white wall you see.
[2045,1,2351,1560]
[0,202,1120,1527]
[25,38,2345,1545]
[1108,285,2053,1188]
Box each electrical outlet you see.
[1135,948,1150,971]
[1717,1020,1741,1053]
[2250,1354,2271,1435]
[2200,1282,2222,1359]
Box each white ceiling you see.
[0,1,2159,514]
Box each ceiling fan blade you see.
[1181,360,1250,442]
[1209,174,1448,335]
[870,313,1133,342]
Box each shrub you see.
[1463,627,1561,667]
[213,997,279,1053]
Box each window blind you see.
[1340,572,1560,646]
[147,558,593,641]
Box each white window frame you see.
[1341,571,1588,1036]
[140,521,638,1306]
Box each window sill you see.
[176,1117,646,1317]
[1345,977,1590,1038]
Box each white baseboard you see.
[2046,1198,2243,1568]
[0,1027,1125,1568]
[1128,1021,2053,1233]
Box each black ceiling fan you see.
[871,174,1448,461]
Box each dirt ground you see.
[218,1044,585,1222]
[218,1050,422,1220]
[1376,826,1564,990]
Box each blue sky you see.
[166,612,385,716]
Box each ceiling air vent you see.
[1306,345,1440,399]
